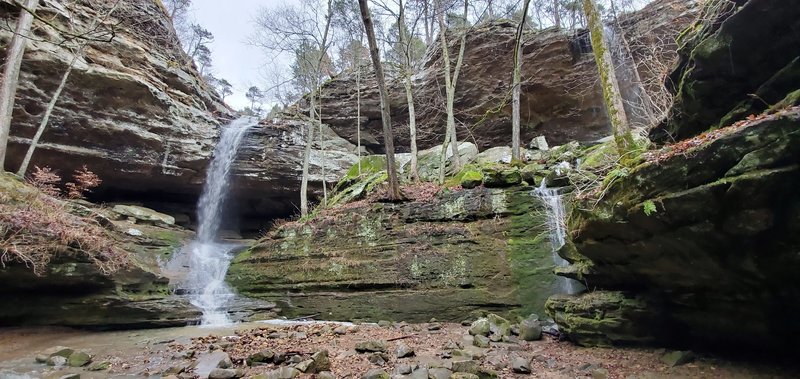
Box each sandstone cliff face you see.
[312,0,696,152]
[547,0,800,353]
[227,185,559,322]
[0,0,356,226]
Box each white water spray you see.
[533,180,582,295]
[177,117,256,326]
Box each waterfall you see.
[533,181,582,295]
[602,23,654,128]
[177,116,256,326]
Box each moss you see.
[459,169,484,189]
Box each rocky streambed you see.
[1,319,798,379]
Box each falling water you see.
[178,117,256,326]
[533,180,582,295]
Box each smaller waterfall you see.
[172,117,256,326]
[533,181,582,295]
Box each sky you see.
[190,0,293,110]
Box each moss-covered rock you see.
[459,170,484,189]
[481,166,522,187]
[228,186,560,322]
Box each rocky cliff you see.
[226,184,559,322]
[0,0,356,229]
[310,0,696,152]
[547,0,800,354]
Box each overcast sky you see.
[190,0,286,110]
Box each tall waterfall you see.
[180,117,255,325]
[533,181,582,295]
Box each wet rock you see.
[661,351,694,367]
[511,357,531,374]
[195,351,232,378]
[472,335,490,348]
[164,363,190,375]
[46,355,68,367]
[355,340,388,353]
[394,344,415,358]
[37,346,74,363]
[67,351,92,367]
[87,361,111,371]
[208,368,238,379]
[362,368,390,379]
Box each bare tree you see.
[359,0,402,200]
[17,1,122,177]
[511,0,532,161]
[437,0,469,183]
[582,0,634,156]
[0,0,39,171]
[253,0,335,216]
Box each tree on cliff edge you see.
[511,0,532,161]
[359,0,402,200]
[0,0,38,171]
[582,0,635,157]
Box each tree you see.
[359,0,402,200]
[437,0,469,183]
[245,86,265,114]
[17,0,122,177]
[252,0,335,216]
[216,78,233,101]
[582,0,634,157]
[0,0,39,171]
[511,0,532,161]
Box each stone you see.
[208,368,238,379]
[660,351,694,367]
[355,340,388,353]
[317,372,336,379]
[333,326,348,335]
[459,170,484,189]
[67,351,92,367]
[395,344,415,358]
[112,205,176,225]
[126,228,143,236]
[46,355,68,366]
[591,368,609,379]
[290,331,307,340]
[367,352,390,366]
[530,136,549,151]
[472,335,490,348]
[450,374,479,379]
[518,318,542,341]
[247,349,275,365]
[87,361,111,371]
[361,368,390,379]
[481,166,522,187]
[511,357,531,374]
[194,351,232,378]
[252,367,300,379]
[378,320,392,327]
[294,359,313,373]
[427,368,452,379]
[427,323,442,331]
[469,319,490,336]
[395,364,413,374]
[310,350,331,372]
[451,359,479,374]
[38,346,74,362]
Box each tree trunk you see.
[359,0,402,200]
[356,42,362,175]
[512,0,532,161]
[17,59,76,176]
[582,0,634,157]
[0,0,39,171]
[398,0,419,181]
[553,0,561,29]
[300,95,316,217]
[437,0,468,178]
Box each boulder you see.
[511,357,531,374]
[361,368,389,379]
[67,350,92,367]
[518,318,542,341]
[112,204,176,225]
